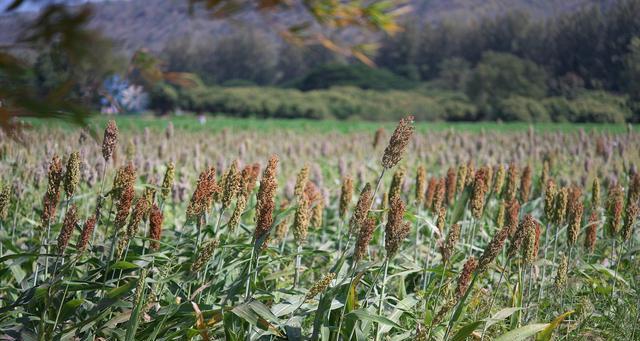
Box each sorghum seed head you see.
[389,166,405,201]
[415,166,426,205]
[191,239,219,272]
[311,199,324,228]
[77,215,96,253]
[554,255,568,290]
[493,164,505,196]
[456,163,468,194]
[304,181,322,206]
[294,164,309,199]
[508,214,533,258]
[161,162,175,200]
[349,182,373,236]
[432,177,446,213]
[544,180,557,223]
[436,207,446,232]
[41,155,63,226]
[228,193,247,232]
[186,167,218,223]
[126,196,150,239]
[567,196,583,247]
[292,195,310,245]
[554,187,569,225]
[384,196,411,257]
[221,160,240,210]
[540,160,550,190]
[102,120,118,162]
[456,257,478,300]
[628,172,640,205]
[143,186,156,207]
[591,177,601,209]
[63,151,81,198]
[424,177,437,211]
[114,184,134,231]
[125,139,136,160]
[523,217,538,265]
[339,176,354,219]
[0,184,10,220]
[440,223,461,264]
[381,115,414,169]
[504,163,519,201]
[465,161,475,187]
[483,166,494,191]
[57,204,78,254]
[477,225,509,273]
[305,272,336,300]
[605,184,624,237]
[505,199,521,237]
[622,201,638,241]
[241,163,261,196]
[354,216,376,263]
[533,223,541,258]
[254,155,279,246]
[446,167,457,205]
[584,210,598,252]
[519,165,532,203]
[111,162,136,202]
[470,168,488,219]
[149,203,163,251]
[373,127,384,148]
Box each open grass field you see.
[24,115,637,134]
[0,116,639,340]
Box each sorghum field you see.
[0,117,639,340]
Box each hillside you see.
[0,0,607,54]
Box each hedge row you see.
[150,85,634,123]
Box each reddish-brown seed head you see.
[149,203,163,250]
[77,215,96,253]
[381,115,414,169]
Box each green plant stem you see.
[293,244,303,289]
[375,258,390,341]
[244,246,256,300]
[481,258,511,341]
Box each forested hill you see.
[0,0,606,53]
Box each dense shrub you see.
[295,64,417,91]
[497,96,551,122]
[465,52,548,110]
[148,84,635,123]
[543,91,632,123]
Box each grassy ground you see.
[24,114,636,134]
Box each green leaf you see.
[10,264,26,283]
[495,323,549,341]
[60,298,84,321]
[345,309,404,331]
[248,300,280,324]
[590,264,629,286]
[111,261,139,270]
[231,302,281,336]
[379,294,419,333]
[125,270,147,341]
[485,307,523,329]
[451,321,482,341]
[536,310,574,341]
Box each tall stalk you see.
[375,258,390,341]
